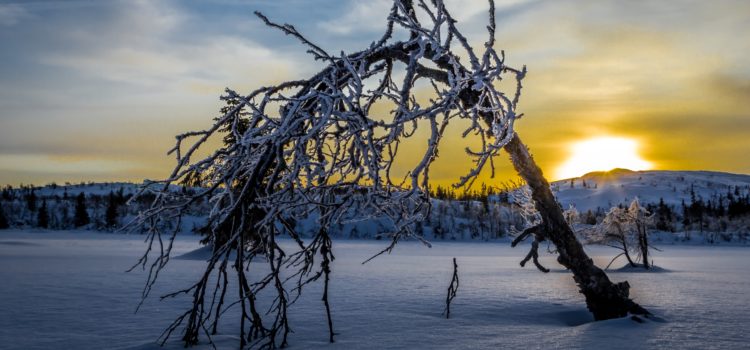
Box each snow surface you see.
[31,182,142,197]
[1,230,749,349]
[550,169,750,212]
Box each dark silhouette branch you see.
[443,257,459,319]
[128,1,650,348]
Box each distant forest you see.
[1,181,750,244]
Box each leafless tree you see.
[129,0,649,348]
[629,198,655,269]
[588,198,655,270]
[563,204,580,226]
[588,206,638,269]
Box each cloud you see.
[316,0,392,35]
[316,0,536,37]
[41,36,294,92]
[0,0,303,185]
[0,3,29,26]
[2,0,750,185]
[36,1,296,93]
[708,74,750,103]
[0,154,138,175]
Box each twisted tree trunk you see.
[503,134,649,320]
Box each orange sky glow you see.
[0,1,748,187]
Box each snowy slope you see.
[27,182,180,197]
[32,182,139,197]
[8,169,750,241]
[550,169,750,212]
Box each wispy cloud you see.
[316,0,535,37]
[0,0,300,184]
[37,1,296,92]
[0,0,749,185]
[0,3,29,26]
[41,37,294,91]
[316,0,393,35]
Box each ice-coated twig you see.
[128,0,527,348]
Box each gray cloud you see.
[0,3,29,26]
[1,0,749,185]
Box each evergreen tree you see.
[0,204,9,229]
[105,191,119,229]
[583,209,597,225]
[74,192,90,227]
[59,203,70,230]
[1,186,12,201]
[37,200,49,229]
[655,198,674,232]
[716,197,725,217]
[689,195,705,232]
[681,199,690,227]
[116,187,126,205]
[480,192,489,214]
[26,189,37,212]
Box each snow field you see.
[0,230,748,349]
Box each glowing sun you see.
[555,137,652,179]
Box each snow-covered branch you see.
[128,0,527,348]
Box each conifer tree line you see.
[0,181,522,238]
[0,183,140,230]
[675,185,750,241]
[1,181,749,243]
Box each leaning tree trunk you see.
[503,133,649,320]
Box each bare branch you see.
[443,257,459,318]
[129,1,530,348]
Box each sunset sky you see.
[1,0,749,187]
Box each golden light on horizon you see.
[555,136,652,180]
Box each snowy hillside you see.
[0,182,206,233]
[551,169,750,212]
[31,182,142,197]
[3,170,750,243]
[0,182,520,240]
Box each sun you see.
[555,136,652,179]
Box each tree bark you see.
[624,242,637,267]
[614,223,637,267]
[503,133,649,320]
[638,224,650,269]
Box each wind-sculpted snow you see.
[0,230,748,349]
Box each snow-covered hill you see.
[4,170,750,243]
[32,182,141,197]
[550,169,750,212]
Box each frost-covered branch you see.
[586,198,655,270]
[510,185,549,272]
[127,0,527,348]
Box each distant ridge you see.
[580,168,636,178]
[552,169,750,212]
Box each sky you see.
[1,0,749,187]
